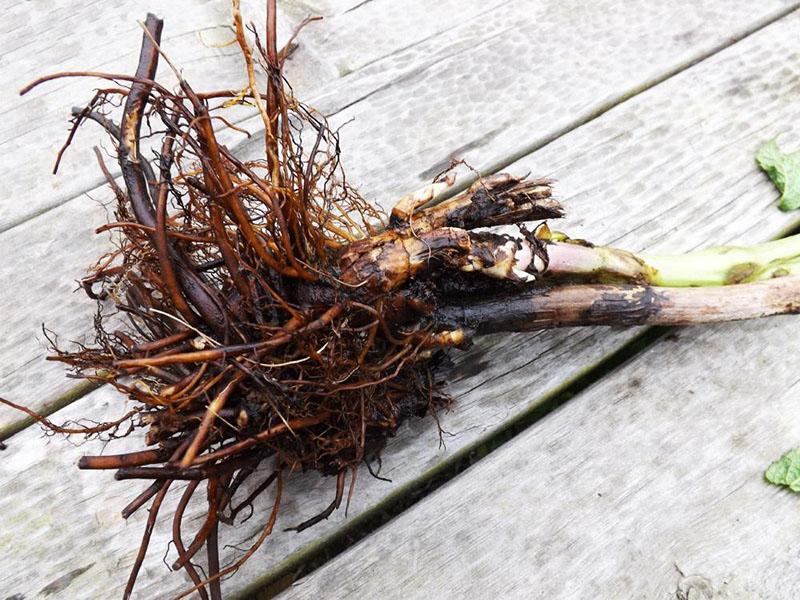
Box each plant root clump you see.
[11,3,800,598]
[8,5,564,598]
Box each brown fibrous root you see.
[7,3,567,597]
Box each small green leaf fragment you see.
[756,139,800,211]
[765,448,800,492]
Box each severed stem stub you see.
[5,3,800,598]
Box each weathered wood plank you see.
[279,320,800,599]
[2,0,796,436]
[308,0,800,209]
[5,9,800,598]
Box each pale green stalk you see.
[640,234,800,286]
[545,234,800,287]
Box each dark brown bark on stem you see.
[438,277,800,333]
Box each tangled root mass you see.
[11,4,563,597]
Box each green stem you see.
[641,234,800,286]
[545,234,800,287]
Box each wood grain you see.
[5,7,800,597]
[3,0,797,436]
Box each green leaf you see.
[756,139,800,211]
[765,448,800,492]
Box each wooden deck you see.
[3,1,800,598]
